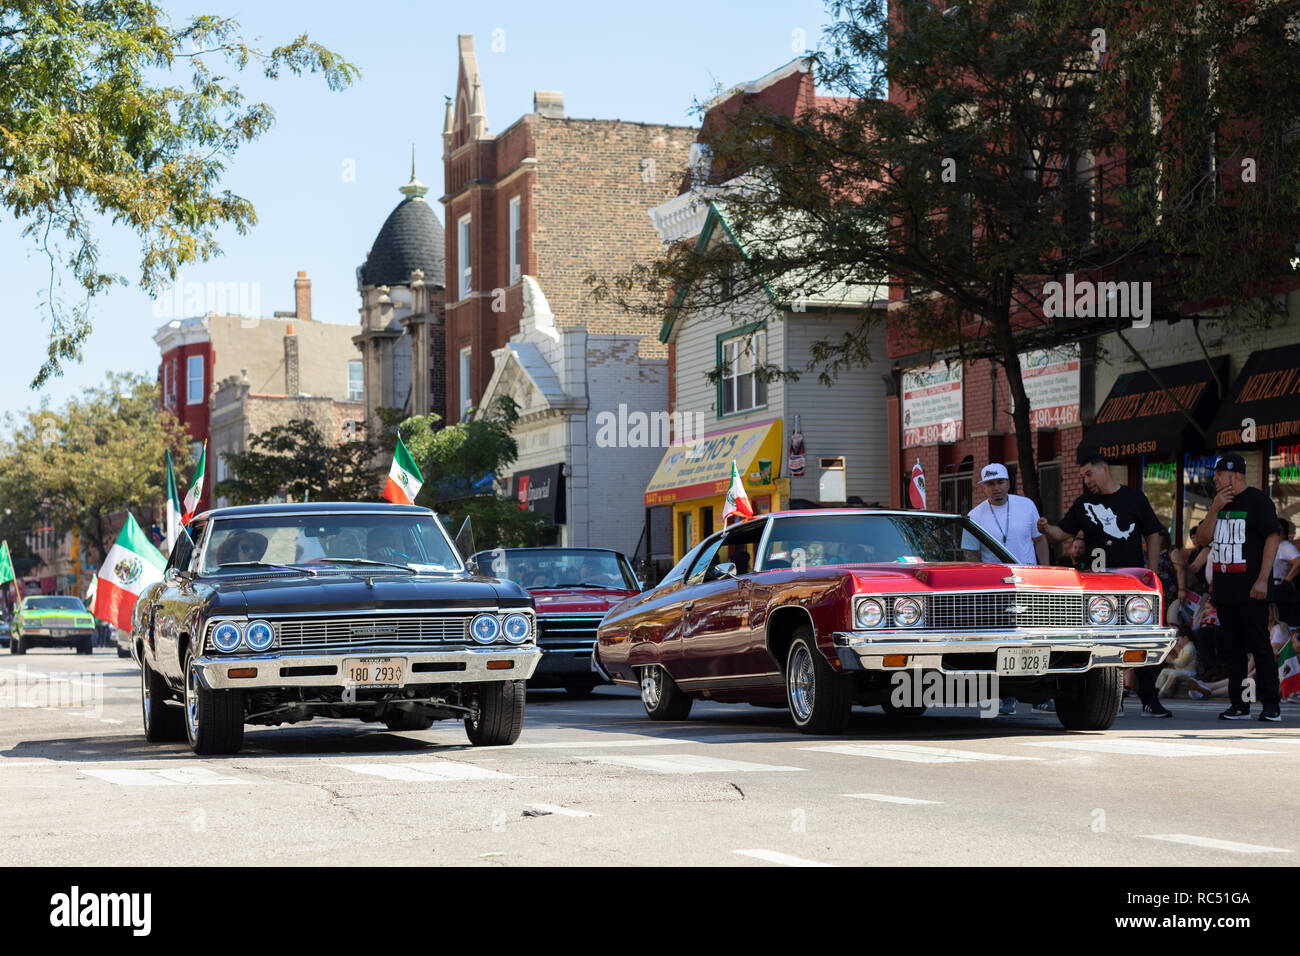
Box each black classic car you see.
[134,502,540,755]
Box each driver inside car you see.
[367,527,410,565]
[216,531,269,565]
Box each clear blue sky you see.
[0,0,834,417]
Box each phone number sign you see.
[903,362,964,448]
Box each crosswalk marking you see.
[1024,739,1281,758]
[803,744,1039,764]
[511,739,681,750]
[1143,834,1291,854]
[734,849,834,867]
[334,762,510,782]
[80,767,253,786]
[526,803,596,817]
[843,792,943,805]
[575,753,803,774]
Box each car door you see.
[679,520,769,683]
[152,522,203,682]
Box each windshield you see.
[759,513,1017,569]
[198,513,463,575]
[475,549,638,590]
[23,597,88,612]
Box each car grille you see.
[537,614,605,652]
[39,615,78,628]
[271,614,472,654]
[925,592,1085,630]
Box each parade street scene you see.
[0,0,1298,913]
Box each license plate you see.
[996,646,1051,676]
[344,657,406,687]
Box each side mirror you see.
[713,562,738,580]
[465,557,480,575]
[636,577,646,591]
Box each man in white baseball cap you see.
[961,462,1049,716]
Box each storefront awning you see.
[1207,343,1300,448]
[1082,357,1228,459]
[511,464,566,521]
[644,418,783,507]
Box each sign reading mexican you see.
[1020,344,1081,429]
[902,362,963,448]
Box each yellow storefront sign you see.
[644,418,783,507]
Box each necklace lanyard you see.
[989,500,1010,544]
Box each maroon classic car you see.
[593,510,1176,733]
[472,547,640,696]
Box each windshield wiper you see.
[216,562,318,577]
[314,558,416,573]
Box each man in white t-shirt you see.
[960,463,1049,567]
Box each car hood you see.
[844,563,1159,592]
[204,572,530,615]
[528,588,639,615]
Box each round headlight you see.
[502,613,531,644]
[1087,596,1117,625]
[855,599,885,629]
[245,620,275,651]
[1124,596,1154,626]
[470,614,501,644]
[211,621,242,652]
[893,597,923,627]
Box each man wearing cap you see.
[962,463,1048,716]
[1193,453,1282,722]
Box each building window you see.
[186,355,204,405]
[163,362,174,407]
[509,197,521,285]
[940,456,974,515]
[348,360,363,402]
[718,327,767,416]
[458,215,472,299]
[460,347,472,416]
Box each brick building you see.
[440,33,695,424]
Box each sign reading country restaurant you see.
[1020,344,1080,429]
[902,361,963,448]
[644,419,783,507]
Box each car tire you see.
[881,700,928,718]
[384,710,435,732]
[465,680,526,746]
[786,628,852,734]
[10,634,22,655]
[141,658,186,742]
[639,664,692,720]
[564,681,598,698]
[116,644,130,659]
[76,635,93,655]
[1055,668,1122,731]
[183,650,245,755]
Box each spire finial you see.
[399,145,428,200]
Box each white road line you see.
[1143,834,1292,854]
[804,744,1040,763]
[576,753,804,774]
[843,792,943,805]
[99,718,123,725]
[510,739,681,749]
[1256,737,1300,744]
[526,803,597,818]
[80,767,254,786]
[1024,739,1281,758]
[733,849,834,867]
[334,762,510,782]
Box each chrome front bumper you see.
[832,627,1177,675]
[192,645,542,690]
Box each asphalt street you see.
[0,647,1295,867]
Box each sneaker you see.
[1259,711,1281,723]
[1218,706,1251,720]
[1142,703,1174,718]
[1033,700,1056,713]
[998,697,1017,716]
[1188,689,1205,699]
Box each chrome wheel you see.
[641,667,663,710]
[141,660,152,730]
[787,643,815,723]
[185,662,200,738]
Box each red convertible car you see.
[593,510,1175,733]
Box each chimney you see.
[534,90,564,118]
[284,324,299,396]
[294,270,311,321]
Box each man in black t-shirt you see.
[1193,453,1282,721]
[1039,451,1169,716]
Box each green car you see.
[10,595,97,655]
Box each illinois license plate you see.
[996,646,1051,676]
[344,657,406,687]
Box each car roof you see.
[729,508,965,529]
[194,502,433,521]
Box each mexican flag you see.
[381,435,424,505]
[721,460,753,525]
[909,459,927,509]
[1280,638,1300,699]
[0,541,13,586]
[165,450,183,554]
[92,515,166,632]
[181,441,206,523]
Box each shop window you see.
[1141,458,1177,538]
[940,456,974,515]
[679,512,694,558]
[1270,444,1300,534]
[700,505,715,538]
[1039,461,1063,525]
[1182,453,1218,546]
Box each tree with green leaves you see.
[398,397,553,550]
[0,1,358,386]
[0,372,192,563]
[590,0,1300,505]
[215,417,383,505]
